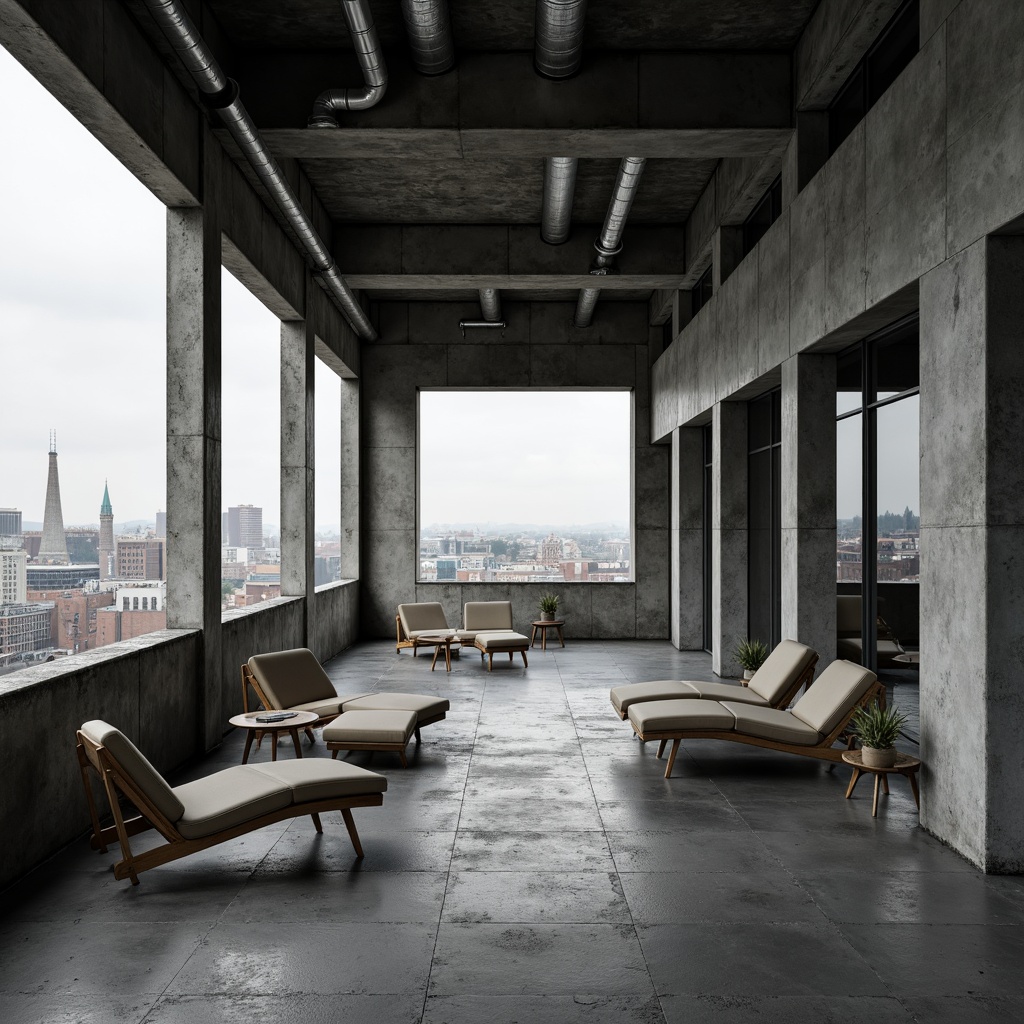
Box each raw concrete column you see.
[280,318,315,640]
[670,426,704,649]
[780,353,837,668]
[920,235,1024,873]
[166,206,222,750]
[340,377,360,580]
[712,401,747,676]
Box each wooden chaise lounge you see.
[76,720,388,885]
[627,659,883,778]
[609,639,818,720]
[242,647,450,744]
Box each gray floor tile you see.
[659,994,915,1024]
[422,994,666,1023]
[143,993,424,1023]
[0,993,156,1024]
[451,831,615,872]
[254,826,456,873]
[605,830,777,874]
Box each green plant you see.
[849,701,908,750]
[539,593,560,614]
[733,637,769,673]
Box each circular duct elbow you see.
[535,0,588,79]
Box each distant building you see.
[99,482,115,580]
[37,432,69,564]
[116,538,165,580]
[227,505,263,548]
[66,528,100,564]
[26,588,115,653]
[0,508,22,548]
[436,557,458,581]
[155,510,166,538]
[0,549,27,605]
[95,585,166,646]
[26,564,100,590]
[0,602,53,662]
[540,534,563,565]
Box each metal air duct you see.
[401,0,455,75]
[309,0,388,125]
[479,288,502,322]
[573,156,647,328]
[535,0,588,79]
[141,0,377,340]
[540,156,578,244]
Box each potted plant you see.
[538,594,560,622]
[849,701,908,768]
[733,637,769,683]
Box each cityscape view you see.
[836,507,920,584]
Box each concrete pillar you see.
[780,353,837,670]
[670,426,704,649]
[340,377,360,581]
[713,226,745,290]
[166,206,222,750]
[920,235,1024,873]
[280,318,315,640]
[712,401,747,676]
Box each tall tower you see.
[38,431,69,564]
[99,481,114,580]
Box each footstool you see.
[474,631,529,671]
[323,709,418,767]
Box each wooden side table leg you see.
[430,645,441,672]
[290,728,303,758]
[241,730,254,765]
[557,624,564,648]
[845,767,862,799]
[908,769,921,809]
[271,731,278,762]
[531,625,537,648]
[872,773,881,817]
[542,627,547,651]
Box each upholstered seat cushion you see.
[683,681,772,706]
[289,697,349,718]
[474,630,529,650]
[721,702,821,746]
[247,648,337,711]
[746,639,816,704]
[398,602,450,636]
[627,699,737,733]
[610,680,700,714]
[173,766,292,839]
[245,759,388,803]
[323,709,417,745]
[791,660,876,736]
[342,692,450,722]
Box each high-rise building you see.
[115,538,165,581]
[0,602,53,663]
[0,549,27,605]
[0,508,22,547]
[99,482,114,580]
[37,432,68,564]
[227,505,263,548]
[155,510,166,538]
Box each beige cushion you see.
[686,681,771,706]
[323,709,417,745]
[474,630,529,650]
[80,721,185,825]
[342,692,450,722]
[627,699,737,733]
[836,595,862,636]
[290,697,347,718]
[747,640,817,704]
[398,602,449,635]
[791,660,877,735]
[722,702,821,746]
[245,759,387,803]
[248,648,334,709]
[610,680,700,714]
[173,766,291,839]
[464,601,514,631]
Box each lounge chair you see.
[627,659,883,778]
[396,602,473,654]
[76,720,387,885]
[464,600,529,670]
[837,594,906,668]
[242,648,450,743]
[609,639,818,720]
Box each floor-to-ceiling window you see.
[702,423,713,653]
[748,390,782,648]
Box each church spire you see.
[100,480,112,516]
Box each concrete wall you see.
[360,300,669,640]
[0,630,200,890]
[312,580,360,662]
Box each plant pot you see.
[540,611,555,622]
[741,669,754,684]
[861,745,897,769]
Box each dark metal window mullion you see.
[862,345,878,674]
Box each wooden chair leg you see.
[399,749,408,768]
[908,770,920,809]
[656,739,667,759]
[509,651,513,661]
[77,745,108,853]
[845,767,862,799]
[241,731,255,764]
[102,771,140,886]
[664,738,681,779]
[290,728,303,759]
[305,727,317,745]
[488,652,493,671]
[521,650,528,668]
[341,808,364,858]
[415,726,422,744]
[311,812,323,833]
[331,749,339,759]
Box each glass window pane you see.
[314,357,342,588]
[748,393,772,451]
[829,64,866,154]
[836,414,863,585]
[836,346,862,414]
[873,318,920,400]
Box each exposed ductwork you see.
[573,157,647,328]
[309,0,388,126]
[535,0,588,79]
[478,288,502,322]
[540,156,578,245]
[401,0,456,75]
[141,0,377,340]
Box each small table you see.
[415,632,462,672]
[892,652,920,666]
[229,710,319,764]
[842,749,921,817]
[530,620,565,650]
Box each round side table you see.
[842,749,921,817]
[229,710,320,764]
[415,632,461,672]
[530,620,565,651]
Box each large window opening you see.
[314,355,342,588]
[836,315,919,715]
[221,268,281,611]
[0,45,166,677]
[748,389,782,649]
[418,391,632,583]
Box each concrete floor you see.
[2,640,1023,1024]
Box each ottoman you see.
[323,709,418,767]
[473,631,530,671]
